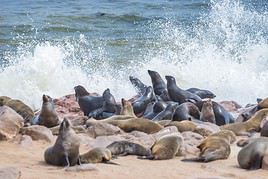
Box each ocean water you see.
[0,0,268,109]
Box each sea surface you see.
[1,0,268,109]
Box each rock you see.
[87,135,125,149]
[262,155,268,170]
[219,101,242,112]
[123,131,155,148]
[152,126,179,140]
[193,122,220,137]
[0,167,21,179]
[180,131,204,157]
[0,106,24,140]
[19,135,33,148]
[86,122,123,138]
[50,125,86,135]
[20,125,54,142]
[65,164,97,172]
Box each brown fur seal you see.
[158,120,197,132]
[261,120,268,137]
[44,118,80,167]
[106,141,151,156]
[152,103,178,121]
[237,137,268,170]
[32,95,59,128]
[148,70,166,96]
[80,147,118,165]
[140,134,183,160]
[74,85,104,116]
[0,96,34,126]
[129,76,148,95]
[165,75,202,104]
[200,99,215,124]
[182,130,236,162]
[186,88,216,99]
[221,108,268,136]
[173,102,200,121]
[120,98,136,117]
[104,117,163,134]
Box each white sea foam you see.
[0,0,268,109]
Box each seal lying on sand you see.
[221,108,268,136]
[106,141,151,156]
[74,85,104,116]
[140,134,183,160]
[44,118,80,167]
[32,95,59,128]
[165,75,201,104]
[182,130,236,162]
[238,137,268,170]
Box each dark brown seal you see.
[186,88,216,99]
[148,70,166,96]
[44,118,80,167]
[173,102,200,121]
[129,76,148,95]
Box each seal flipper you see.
[103,161,120,165]
[181,157,205,162]
[65,154,70,168]
[249,153,263,170]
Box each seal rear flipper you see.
[103,161,120,165]
[137,155,155,160]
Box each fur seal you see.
[0,96,34,126]
[80,147,117,164]
[140,134,183,160]
[221,108,268,136]
[159,90,171,101]
[120,98,136,117]
[261,120,268,137]
[44,118,80,167]
[74,85,104,116]
[158,120,197,132]
[148,70,166,96]
[200,99,215,123]
[152,104,178,121]
[104,117,163,134]
[129,76,148,95]
[132,86,155,115]
[165,75,201,104]
[186,88,216,99]
[32,95,59,128]
[173,102,200,121]
[182,130,236,162]
[237,137,268,170]
[195,100,234,125]
[106,141,151,156]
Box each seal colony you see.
[1,69,268,175]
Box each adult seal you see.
[173,102,200,121]
[129,76,148,95]
[74,85,104,116]
[165,75,201,104]
[148,70,166,96]
[200,99,215,124]
[44,118,80,167]
[238,137,268,170]
[32,95,59,128]
[106,141,151,156]
[152,104,178,121]
[186,88,216,99]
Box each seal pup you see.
[120,98,136,117]
[33,94,59,128]
[139,134,183,160]
[195,100,234,125]
[173,102,200,121]
[0,96,34,126]
[165,75,201,104]
[158,120,197,132]
[152,104,178,121]
[74,85,104,116]
[182,130,236,162]
[129,76,148,95]
[44,118,80,167]
[200,99,215,124]
[132,86,155,115]
[237,137,268,170]
[186,88,216,99]
[221,108,268,136]
[148,70,166,96]
[80,147,118,165]
[106,141,151,156]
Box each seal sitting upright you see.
[44,118,80,167]
[32,95,59,128]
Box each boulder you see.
[0,167,21,179]
[20,125,54,142]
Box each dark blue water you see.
[0,0,268,108]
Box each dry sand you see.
[1,140,268,179]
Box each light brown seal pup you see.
[238,137,268,170]
[33,95,59,128]
[200,99,215,124]
[80,147,118,165]
[120,98,136,117]
[140,134,183,160]
[158,120,197,132]
[221,108,268,136]
[182,130,236,162]
[106,141,151,156]
[44,118,80,167]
